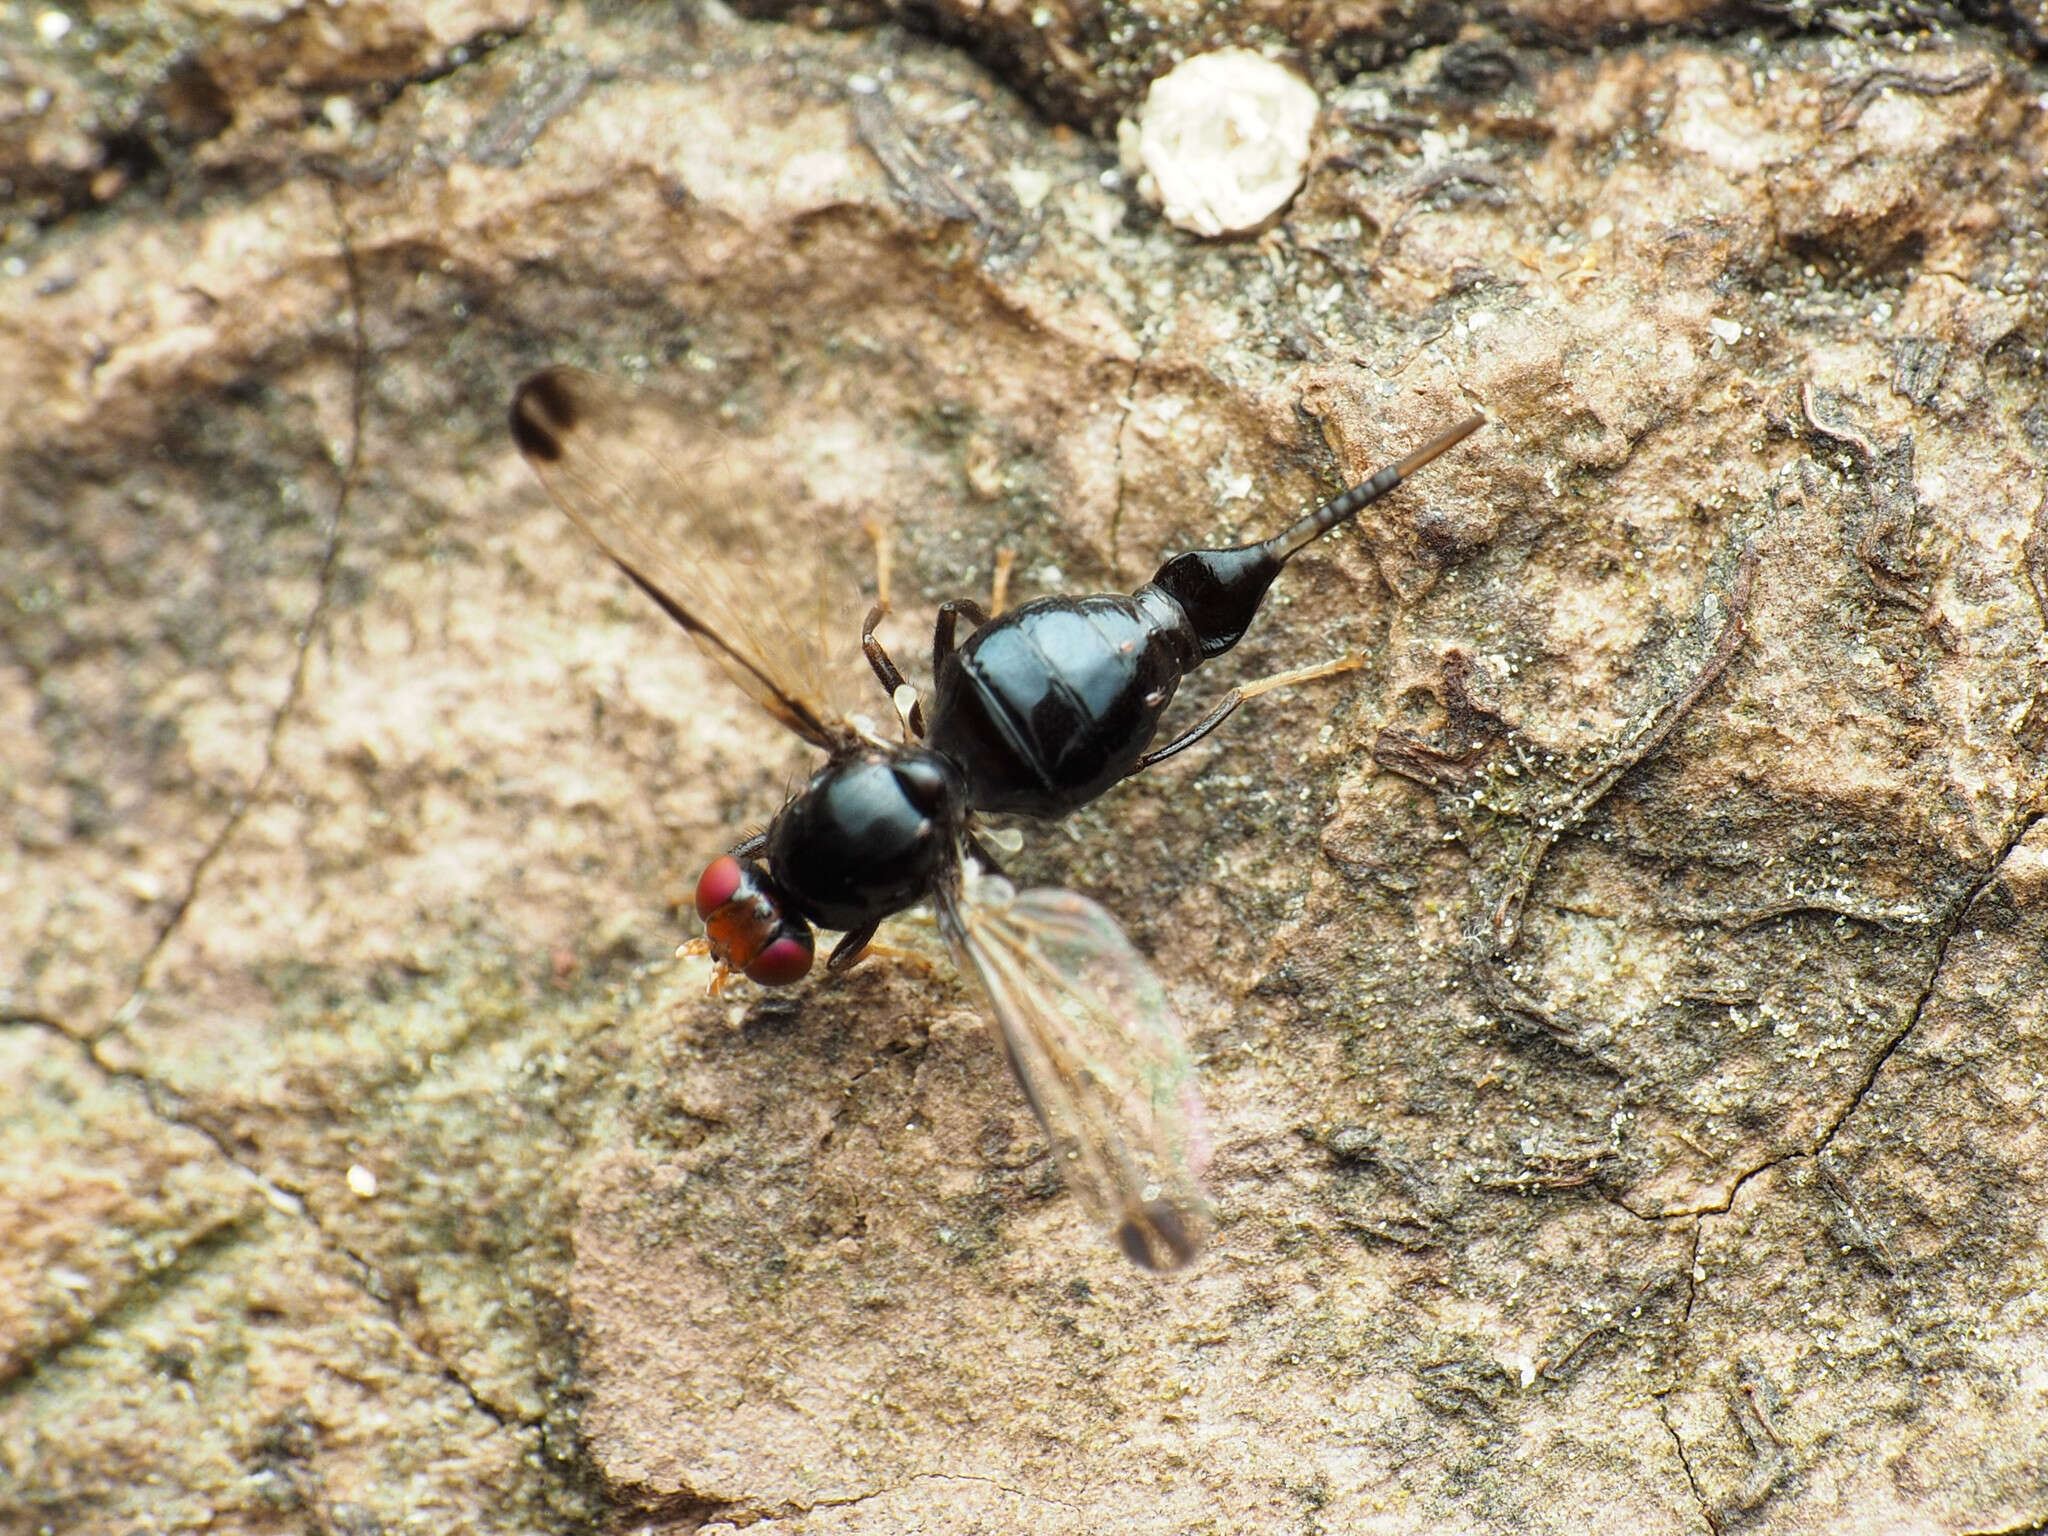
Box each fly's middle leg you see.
[931,598,992,676]
[988,547,1017,615]
[826,919,882,972]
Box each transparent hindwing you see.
[510,366,871,750]
[938,875,1210,1271]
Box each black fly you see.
[511,367,1482,1270]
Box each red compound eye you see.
[744,932,814,986]
[694,855,745,920]
[693,855,815,986]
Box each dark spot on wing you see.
[1116,1199,1201,1271]
[510,369,577,462]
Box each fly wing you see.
[510,366,867,750]
[938,876,1210,1271]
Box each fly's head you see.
[692,854,815,987]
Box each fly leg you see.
[988,547,1017,614]
[1130,655,1364,773]
[932,542,1014,674]
[862,604,926,739]
[827,926,946,980]
[861,516,927,738]
[826,920,882,973]
[931,599,991,676]
[863,514,897,610]
[965,828,1008,877]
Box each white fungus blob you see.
[1128,49,1319,238]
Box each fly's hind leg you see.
[1131,655,1364,774]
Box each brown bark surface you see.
[4,2,2047,1532]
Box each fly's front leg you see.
[861,516,927,738]
[1131,655,1364,774]
[862,514,897,611]
[862,604,926,739]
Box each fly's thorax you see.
[764,748,969,933]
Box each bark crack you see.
[0,1113,255,1403]
[6,200,541,1440]
[1618,808,2044,1228]
[1678,1218,1703,1325]
[1963,1515,2048,1536]
[0,1005,71,1034]
[5,1015,536,1433]
[98,181,365,1048]
[699,1470,1083,1528]
[1489,541,1759,957]
[1808,814,2041,1157]
[1659,1396,1719,1534]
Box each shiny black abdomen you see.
[926,589,1201,818]
[766,750,966,931]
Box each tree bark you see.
[4,2,2045,1531]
